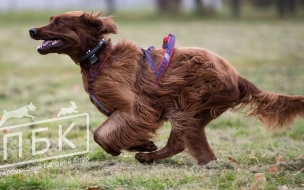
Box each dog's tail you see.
[237,77,304,130]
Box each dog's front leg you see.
[135,128,185,163]
[93,111,124,156]
[93,111,153,157]
[26,114,37,120]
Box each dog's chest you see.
[82,70,114,116]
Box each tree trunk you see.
[231,0,240,17]
[157,0,181,14]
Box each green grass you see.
[0,11,304,189]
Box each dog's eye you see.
[54,20,62,26]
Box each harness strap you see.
[89,89,112,115]
[155,34,175,83]
[141,46,156,71]
[88,53,113,116]
[89,34,175,116]
[142,34,175,84]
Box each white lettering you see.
[58,123,76,150]
[32,128,50,155]
[3,132,22,160]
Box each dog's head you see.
[29,11,117,62]
[27,102,37,111]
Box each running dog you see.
[29,11,304,165]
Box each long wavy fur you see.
[32,11,304,165]
[238,77,304,130]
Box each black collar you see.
[79,39,105,64]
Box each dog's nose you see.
[29,28,37,36]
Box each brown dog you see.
[29,11,304,165]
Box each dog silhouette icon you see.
[0,102,37,127]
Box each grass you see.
[0,10,304,189]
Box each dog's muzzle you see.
[29,28,37,37]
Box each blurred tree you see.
[196,0,223,13]
[231,0,240,17]
[253,0,297,17]
[157,0,181,14]
[106,0,116,14]
[252,0,273,6]
[194,0,204,12]
[277,0,296,17]
[230,0,299,17]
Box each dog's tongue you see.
[42,40,53,47]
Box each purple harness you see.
[88,53,113,116]
[89,34,175,116]
[142,34,175,84]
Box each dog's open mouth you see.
[37,39,64,51]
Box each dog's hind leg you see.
[135,128,185,163]
[184,127,217,165]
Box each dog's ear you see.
[80,13,117,34]
[100,16,118,34]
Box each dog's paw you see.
[144,141,158,152]
[107,149,121,157]
[135,153,154,164]
[102,146,121,157]
[129,141,158,152]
